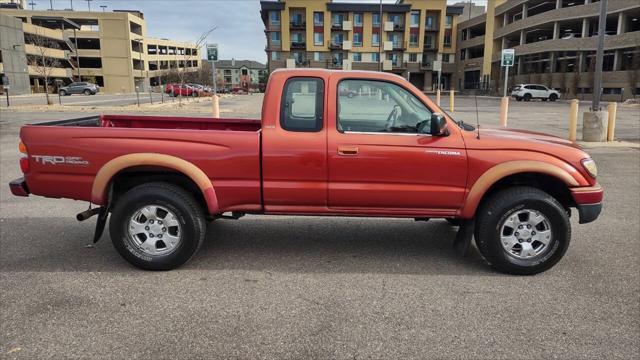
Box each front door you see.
[327,78,467,214]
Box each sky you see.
[28,0,487,63]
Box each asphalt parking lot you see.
[1,95,639,359]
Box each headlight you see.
[581,158,597,178]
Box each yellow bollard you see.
[211,94,220,118]
[568,99,579,142]
[449,89,455,112]
[607,102,617,142]
[436,89,441,107]
[499,96,509,127]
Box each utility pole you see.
[85,0,92,12]
[70,0,73,10]
[592,0,607,111]
[49,0,52,10]
[28,1,35,10]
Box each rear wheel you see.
[475,187,570,275]
[515,96,522,102]
[109,182,206,270]
[523,93,532,102]
[84,89,92,95]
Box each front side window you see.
[337,80,432,134]
[281,77,324,132]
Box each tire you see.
[475,186,570,275]
[84,89,92,95]
[515,96,522,102]
[109,182,206,270]
[549,94,558,102]
[59,90,67,96]
[523,93,532,102]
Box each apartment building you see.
[457,0,640,100]
[260,0,464,91]
[0,4,200,94]
[214,59,266,89]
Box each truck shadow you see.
[0,216,492,275]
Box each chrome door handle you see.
[337,146,358,156]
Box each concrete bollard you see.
[568,99,579,142]
[499,97,509,127]
[582,110,607,142]
[211,94,220,118]
[436,89,441,107]
[449,89,455,112]
[607,102,617,142]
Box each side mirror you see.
[430,113,448,136]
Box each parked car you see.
[164,84,198,97]
[10,69,602,275]
[58,82,99,96]
[512,84,561,102]
[187,84,207,96]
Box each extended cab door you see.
[327,75,467,215]
[261,76,328,212]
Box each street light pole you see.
[100,5,107,12]
[49,0,52,10]
[591,0,607,111]
[85,0,92,12]
[70,0,73,10]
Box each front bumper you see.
[571,185,603,224]
[9,177,29,197]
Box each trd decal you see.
[32,155,90,166]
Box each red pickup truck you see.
[10,69,602,275]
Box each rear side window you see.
[280,77,324,132]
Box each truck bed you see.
[21,115,263,212]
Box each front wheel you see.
[475,187,570,275]
[109,182,206,270]
[59,90,67,96]
[549,94,558,102]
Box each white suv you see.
[511,84,561,102]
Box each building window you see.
[332,13,344,26]
[314,52,321,61]
[270,11,280,25]
[388,14,402,27]
[445,15,453,28]
[409,32,419,47]
[372,33,380,46]
[354,13,363,27]
[442,54,450,62]
[409,53,418,62]
[271,51,280,61]
[271,32,281,45]
[353,32,363,47]
[314,12,323,26]
[460,49,466,60]
[426,16,434,29]
[314,32,324,46]
[444,30,452,47]
[410,11,420,27]
[424,34,434,48]
[353,53,362,62]
[371,52,380,62]
[372,13,380,27]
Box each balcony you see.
[424,24,439,32]
[289,21,306,30]
[328,40,344,50]
[391,41,407,51]
[290,41,306,49]
[326,59,343,69]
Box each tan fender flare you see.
[91,153,219,214]
[459,160,580,218]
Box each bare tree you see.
[27,31,61,105]
[176,26,217,106]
